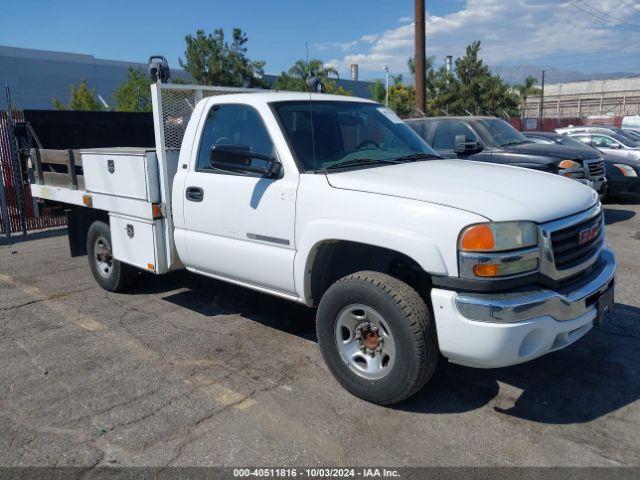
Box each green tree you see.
[424,41,519,117]
[53,79,102,111]
[179,28,268,88]
[370,79,415,118]
[274,59,349,95]
[426,65,460,116]
[370,80,386,103]
[113,67,152,112]
[516,75,541,118]
[407,55,435,76]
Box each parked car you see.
[524,132,640,199]
[566,131,640,161]
[556,125,640,145]
[621,115,640,132]
[26,81,616,405]
[622,129,640,141]
[406,116,606,194]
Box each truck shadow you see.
[397,303,640,423]
[604,208,635,225]
[136,271,640,424]
[142,270,317,341]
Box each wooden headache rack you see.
[31,148,84,190]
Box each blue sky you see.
[2,0,640,80]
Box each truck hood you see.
[502,142,600,161]
[326,160,598,223]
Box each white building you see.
[524,76,640,120]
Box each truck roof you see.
[406,116,498,122]
[203,91,378,104]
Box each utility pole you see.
[383,66,390,107]
[538,70,545,123]
[415,0,426,116]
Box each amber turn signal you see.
[473,264,499,277]
[558,160,577,169]
[460,224,496,251]
[151,204,162,219]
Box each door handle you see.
[185,186,204,202]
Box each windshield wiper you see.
[324,158,399,171]
[393,152,440,162]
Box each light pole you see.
[383,66,389,107]
[415,0,426,115]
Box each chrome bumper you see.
[455,248,616,323]
[576,177,607,193]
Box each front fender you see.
[294,219,448,304]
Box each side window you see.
[432,122,477,150]
[196,104,274,171]
[592,135,614,148]
[574,135,592,146]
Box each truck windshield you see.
[271,101,438,173]
[471,118,530,148]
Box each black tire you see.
[316,271,438,405]
[86,221,137,292]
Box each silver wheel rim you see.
[335,304,396,380]
[94,235,113,278]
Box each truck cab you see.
[28,83,616,405]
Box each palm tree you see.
[517,75,541,119]
[274,59,340,92]
[287,59,339,81]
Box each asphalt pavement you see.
[0,203,639,467]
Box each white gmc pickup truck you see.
[29,79,616,405]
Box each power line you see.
[618,0,640,12]
[569,2,640,31]
[583,0,640,27]
[569,1,640,31]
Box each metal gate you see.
[0,110,66,237]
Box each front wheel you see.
[316,271,439,405]
[87,221,137,292]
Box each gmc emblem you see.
[579,225,599,245]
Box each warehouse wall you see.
[523,76,640,119]
[0,45,373,110]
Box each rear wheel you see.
[87,221,137,292]
[316,271,438,405]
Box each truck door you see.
[181,102,297,294]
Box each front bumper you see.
[431,248,615,368]
[575,177,607,193]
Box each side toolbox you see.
[109,213,163,273]
[81,148,160,202]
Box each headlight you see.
[613,164,638,177]
[459,221,538,252]
[558,159,583,178]
[458,222,540,279]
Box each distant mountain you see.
[490,64,639,85]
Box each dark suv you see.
[406,116,606,194]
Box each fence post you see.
[0,151,11,239]
[5,85,27,236]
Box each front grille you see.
[584,159,605,179]
[551,213,603,270]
